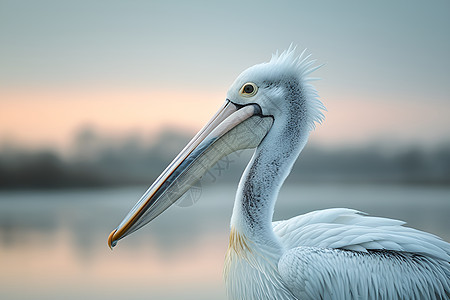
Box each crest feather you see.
[268,46,326,131]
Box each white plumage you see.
[108,47,450,299]
[275,209,450,299]
[224,209,450,300]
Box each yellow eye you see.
[239,82,258,97]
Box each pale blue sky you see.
[1,1,449,96]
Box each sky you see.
[1,0,450,151]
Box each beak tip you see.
[108,229,118,250]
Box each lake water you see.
[0,184,449,300]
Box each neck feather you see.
[230,104,310,242]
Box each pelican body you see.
[108,48,450,299]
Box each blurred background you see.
[1,1,449,299]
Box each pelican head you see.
[108,47,325,248]
[227,49,324,129]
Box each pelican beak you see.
[108,100,273,248]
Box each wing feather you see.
[278,247,450,300]
[273,208,450,261]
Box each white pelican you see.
[108,48,450,299]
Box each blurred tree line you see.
[1,127,449,189]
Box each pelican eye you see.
[240,82,258,97]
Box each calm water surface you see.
[0,184,449,300]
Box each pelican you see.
[108,48,450,299]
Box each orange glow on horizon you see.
[0,87,223,150]
[1,87,449,151]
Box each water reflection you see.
[0,184,449,299]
